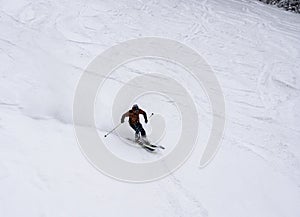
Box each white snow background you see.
[0,0,300,216]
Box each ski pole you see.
[149,112,154,119]
[145,113,154,123]
[104,122,123,138]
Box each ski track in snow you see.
[0,0,300,216]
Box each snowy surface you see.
[1,0,300,216]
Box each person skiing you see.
[121,104,148,142]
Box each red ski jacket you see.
[121,109,147,125]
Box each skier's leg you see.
[140,127,146,137]
[136,123,147,142]
[130,122,140,141]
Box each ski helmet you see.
[132,104,139,111]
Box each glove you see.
[145,119,148,124]
[121,119,124,123]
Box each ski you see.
[126,138,156,152]
[141,139,165,150]
[125,137,165,152]
[136,140,156,152]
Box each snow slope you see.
[1,0,300,216]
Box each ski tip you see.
[145,147,156,152]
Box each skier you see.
[121,104,148,142]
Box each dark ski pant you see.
[129,122,146,137]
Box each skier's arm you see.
[121,112,129,123]
[139,110,148,123]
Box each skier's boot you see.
[141,135,150,145]
[135,133,140,142]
